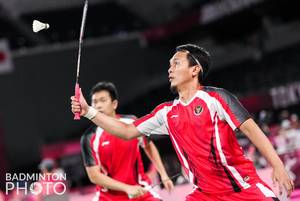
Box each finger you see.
[271,175,276,187]
[73,104,81,108]
[71,100,79,105]
[79,88,85,101]
[71,106,81,113]
[71,104,81,109]
[166,186,172,193]
[278,183,283,195]
[169,182,175,190]
[272,175,276,187]
[134,188,146,198]
[71,98,77,103]
[138,188,147,197]
[165,181,174,192]
[165,185,170,192]
[141,188,147,194]
[283,181,293,197]
[170,181,175,188]
[287,188,292,198]
[291,180,295,191]
[133,191,143,198]
[79,88,83,101]
[71,100,81,105]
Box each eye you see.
[100,98,108,103]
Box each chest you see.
[97,133,138,160]
[167,99,215,130]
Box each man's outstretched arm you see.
[71,90,141,140]
[239,118,294,197]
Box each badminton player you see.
[72,44,294,200]
[80,82,173,201]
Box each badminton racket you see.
[74,0,88,120]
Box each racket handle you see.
[144,186,152,191]
[74,83,81,120]
[127,186,151,199]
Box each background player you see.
[80,81,174,200]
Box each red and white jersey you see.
[134,86,261,194]
[81,115,151,196]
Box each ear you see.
[112,99,118,110]
[192,65,202,78]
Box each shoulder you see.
[80,125,97,145]
[203,86,229,95]
[152,101,174,113]
[202,86,236,101]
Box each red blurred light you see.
[0,52,6,62]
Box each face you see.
[168,51,200,92]
[91,90,118,116]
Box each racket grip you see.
[144,186,152,191]
[127,186,151,199]
[74,83,81,120]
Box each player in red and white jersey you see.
[80,82,173,201]
[71,45,294,200]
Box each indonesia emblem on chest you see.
[194,105,203,115]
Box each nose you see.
[96,104,103,110]
[93,103,102,111]
[168,65,173,74]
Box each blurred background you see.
[0,0,300,200]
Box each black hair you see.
[176,44,211,83]
[90,81,119,101]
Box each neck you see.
[108,111,117,118]
[111,112,117,118]
[178,82,201,103]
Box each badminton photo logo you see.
[5,172,67,196]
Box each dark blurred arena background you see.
[0,0,300,200]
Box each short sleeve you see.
[134,103,170,136]
[80,127,98,167]
[214,88,251,130]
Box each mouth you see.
[169,76,174,82]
